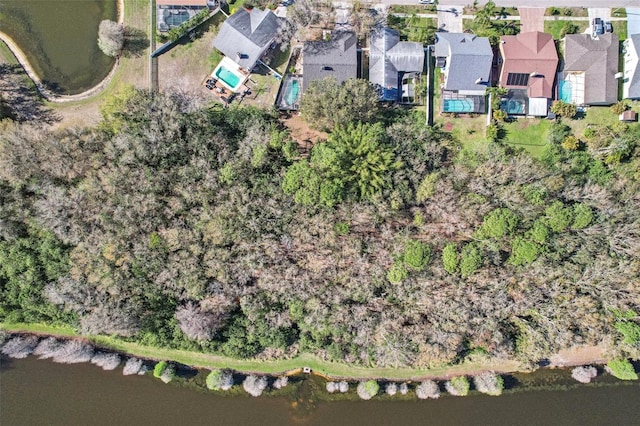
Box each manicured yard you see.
[544,20,589,40]
[503,118,552,158]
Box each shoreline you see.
[0,323,615,382]
[0,0,125,103]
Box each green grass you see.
[612,21,627,41]
[503,119,552,158]
[0,39,18,65]
[1,322,523,380]
[544,20,589,40]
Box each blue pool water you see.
[559,80,572,103]
[501,99,525,115]
[443,99,474,112]
[215,66,241,89]
[284,80,300,105]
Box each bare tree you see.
[91,352,121,370]
[98,20,124,57]
[572,366,598,384]
[1,336,39,359]
[243,375,268,397]
[175,301,228,342]
[123,358,144,375]
[416,380,440,399]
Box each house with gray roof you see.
[212,7,279,71]
[563,33,619,105]
[302,31,357,93]
[369,27,424,102]
[623,34,640,100]
[434,33,493,113]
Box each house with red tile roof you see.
[498,32,558,116]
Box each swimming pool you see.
[443,99,474,113]
[559,80,572,103]
[501,99,525,115]
[215,66,240,89]
[211,56,247,92]
[284,79,300,105]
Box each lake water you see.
[2,356,640,425]
[0,0,117,94]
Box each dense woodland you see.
[1,88,639,369]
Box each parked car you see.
[418,0,435,4]
[605,21,613,33]
[593,18,604,36]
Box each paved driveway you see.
[437,4,463,33]
[519,7,545,33]
[628,8,640,36]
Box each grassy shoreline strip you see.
[1,322,523,381]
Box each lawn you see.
[544,20,589,40]
[503,118,552,158]
[612,20,628,41]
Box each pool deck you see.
[202,75,248,104]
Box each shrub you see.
[473,371,504,395]
[508,236,540,266]
[550,100,577,118]
[442,243,459,274]
[416,380,440,399]
[387,262,408,284]
[526,220,550,244]
[493,109,508,122]
[207,369,234,390]
[605,359,638,380]
[610,101,628,115]
[357,380,379,400]
[460,243,483,277]
[571,203,593,229]
[571,366,597,383]
[416,173,439,203]
[338,381,349,393]
[445,376,470,396]
[544,201,574,232]
[561,135,580,151]
[335,222,350,236]
[560,22,579,37]
[403,240,431,270]
[243,375,268,396]
[614,320,640,346]
[475,208,520,239]
[154,361,168,378]
[326,381,337,393]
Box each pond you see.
[3,356,640,426]
[0,0,118,95]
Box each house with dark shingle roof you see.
[623,34,640,100]
[498,31,558,116]
[563,33,619,106]
[435,33,492,113]
[301,31,357,93]
[212,7,279,72]
[369,27,424,102]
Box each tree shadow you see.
[0,64,60,125]
[123,27,150,58]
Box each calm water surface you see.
[3,356,640,426]
[0,0,117,94]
